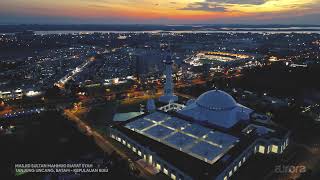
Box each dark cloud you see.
[179,0,269,12]
[206,0,267,5]
[179,2,227,12]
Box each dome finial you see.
[212,83,218,91]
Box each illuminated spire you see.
[159,48,178,104]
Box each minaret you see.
[159,51,178,104]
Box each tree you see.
[44,85,61,100]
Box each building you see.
[185,52,254,67]
[0,88,23,101]
[0,88,42,101]
[108,90,290,180]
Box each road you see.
[56,57,95,89]
[64,109,158,180]
[175,92,195,99]
[121,92,162,105]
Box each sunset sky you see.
[0,0,320,24]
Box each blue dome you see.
[196,90,237,110]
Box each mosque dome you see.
[195,90,237,110]
[179,89,253,128]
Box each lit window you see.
[164,168,169,175]
[138,151,142,156]
[258,145,265,154]
[243,156,246,163]
[271,145,278,153]
[149,155,153,164]
[238,161,241,167]
[171,173,176,180]
[156,163,161,170]
[234,166,237,172]
[111,135,115,139]
[224,176,228,180]
[127,144,131,148]
[132,147,136,152]
[122,140,126,145]
[229,170,232,177]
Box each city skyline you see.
[0,0,320,25]
[1,12,320,179]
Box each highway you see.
[55,56,95,89]
[175,92,195,100]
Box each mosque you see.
[108,52,290,180]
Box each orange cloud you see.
[0,0,319,24]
